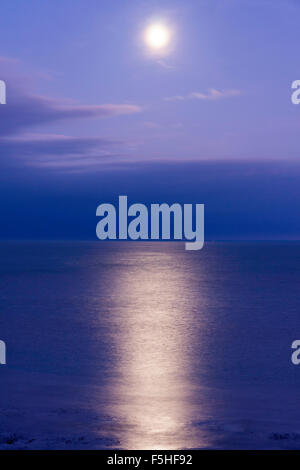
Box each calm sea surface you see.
[0,241,300,449]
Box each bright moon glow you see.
[145,24,170,50]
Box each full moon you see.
[145,23,170,50]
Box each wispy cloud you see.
[0,57,141,170]
[164,88,242,102]
[156,59,175,70]
[0,92,141,137]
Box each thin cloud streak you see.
[164,88,242,102]
[0,92,142,137]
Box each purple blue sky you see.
[0,0,300,239]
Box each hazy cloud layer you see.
[0,133,123,170]
[1,159,299,240]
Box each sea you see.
[0,241,300,449]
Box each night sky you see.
[0,0,299,240]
